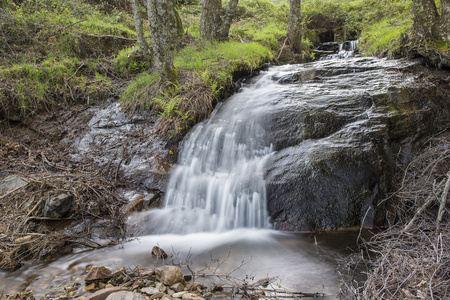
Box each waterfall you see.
[142,69,289,234]
[318,40,359,60]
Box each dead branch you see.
[436,171,450,231]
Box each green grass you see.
[0,57,113,117]
[120,41,273,123]
[175,40,273,88]
[113,46,152,77]
[359,16,412,56]
[175,41,273,72]
[120,72,160,112]
[0,0,135,117]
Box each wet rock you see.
[112,267,127,279]
[67,103,172,193]
[172,292,188,298]
[266,58,450,231]
[126,193,161,214]
[105,291,147,300]
[181,293,205,300]
[85,266,112,283]
[141,287,160,295]
[43,193,73,218]
[85,287,128,300]
[89,220,123,239]
[152,246,168,259]
[315,42,340,52]
[84,283,97,292]
[149,292,165,299]
[155,266,184,286]
[132,279,145,289]
[170,283,185,292]
[0,175,28,195]
[155,282,167,292]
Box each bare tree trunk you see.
[131,0,149,54]
[439,0,450,43]
[287,0,302,52]
[412,0,439,40]
[200,0,239,41]
[147,0,178,82]
[219,0,239,40]
[200,0,223,40]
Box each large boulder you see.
[265,58,450,231]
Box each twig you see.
[245,286,329,297]
[83,33,137,41]
[26,216,76,222]
[436,171,450,232]
[66,63,85,81]
[115,157,125,183]
[403,180,440,232]
[357,206,372,243]
[276,37,289,61]
[64,18,88,29]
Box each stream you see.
[2,55,445,299]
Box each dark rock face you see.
[265,58,450,231]
[315,42,340,52]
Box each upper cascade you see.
[315,40,359,60]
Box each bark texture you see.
[412,0,450,43]
[440,0,450,43]
[287,0,302,52]
[147,0,178,82]
[412,0,439,40]
[131,0,149,54]
[200,0,239,41]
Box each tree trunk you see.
[147,0,178,82]
[439,0,450,43]
[219,0,239,40]
[200,0,223,40]
[200,0,239,41]
[287,0,302,52]
[412,0,439,40]
[131,0,149,54]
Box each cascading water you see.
[317,40,359,60]
[139,70,287,234]
[3,57,429,299]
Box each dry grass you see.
[156,71,215,136]
[340,132,450,299]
